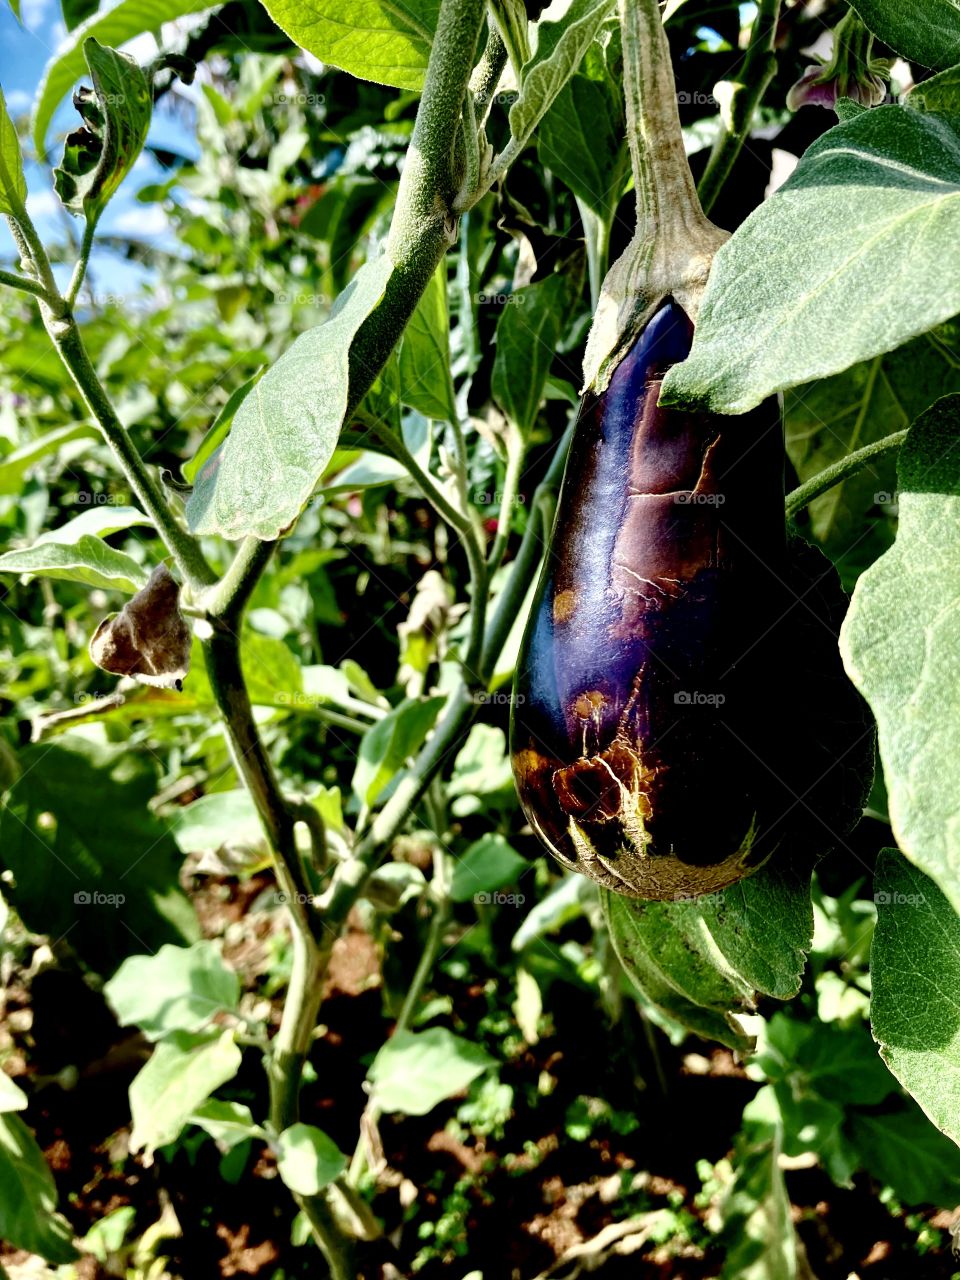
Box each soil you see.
[2,869,958,1280]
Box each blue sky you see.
[0,0,200,298]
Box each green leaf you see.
[601,890,754,1051]
[841,397,960,913]
[0,1115,78,1263]
[491,273,573,435]
[906,62,960,114]
[398,265,457,422]
[449,834,527,903]
[367,1027,496,1116]
[129,1029,242,1156]
[256,0,441,90]
[849,0,960,70]
[848,1102,960,1205]
[186,253,394,540]
[104,941,240,1042]
[716,1086,797,1280]
[182,371,262,484]
[61,0,99,29]
[168,791,264,854]
[33,504,152,544]
[661,108,960,415]
[0,1073,26,1114]
[506,0,617,162]
[54,39,151,221]
[785,327,960,582]
[351,695,446,807]
[870,848,960,1147]
[275,1123,347,1194]
[33,0,209,155]
[0,533,150,593]
[0,86,27,216]
[537,68,625,218]
[0,737,199,975]
[190,1100,265,1151]
[0,422,98,495]
[698,864,814,1002]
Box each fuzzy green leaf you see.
[0,86,27,216]
[186,254,393,540]
[0,533,150,593]
[870,848,960,1147]
[662,108,960,414]
[841,395,960,913]
[849,0,960,71]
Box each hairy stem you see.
[785,430,908,521]
[44,317,216,591]
[0,268,54,301]
[697,0,782,216]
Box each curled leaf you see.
[54,38,151,222]
[89,563,191,690]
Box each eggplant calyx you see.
[582,0,728,396]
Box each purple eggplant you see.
[511,299,790,900]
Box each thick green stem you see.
[697,0,781,216]
[785,430,908,521]
[346,0,486,418]
[44,316,216,592]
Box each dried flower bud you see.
[89,563,191,690]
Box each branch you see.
[697,0,782,216]
[785,430,907,521]
[0,267,55,302]
[45,318,216,592]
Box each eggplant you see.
[511,299,791,900]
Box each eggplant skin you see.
[511,299,791,900]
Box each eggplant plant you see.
[1,0,960,1275]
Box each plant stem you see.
[0,268,54,301]
[581,0,727,392]
[66,217,97,307]
[470,26,508,117]
[44,316,216,592]
[697,0,782,216]
[785,430,907,520]
[346,0,486,418]
[487,420,526,574]
[6,209,60,301]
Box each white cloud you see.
[111,204,171,237]
[5,89,32,114]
